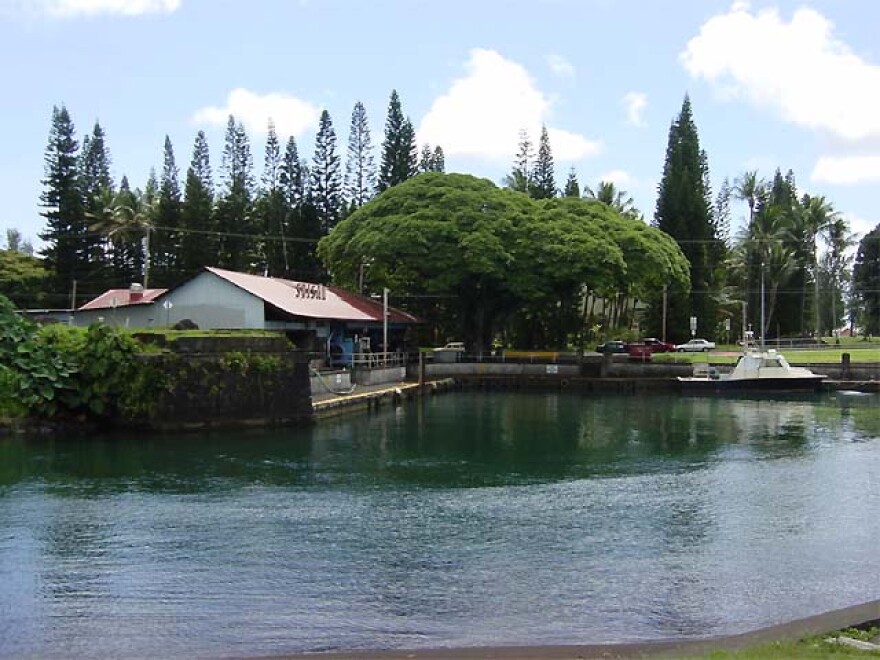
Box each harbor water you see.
[1,391,879,657]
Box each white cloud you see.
[193,88,321,138]
[621,92,647,127]
[811,155,880,185]
[681,3,880,141]
[40,0,180,17]
[545,53,576,80]
[597,170,635,188]
[842,212,877,241]
[418,48,601,162]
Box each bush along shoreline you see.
[0,293,140,433]
[0,294,313,434]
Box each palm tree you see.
[89,190,155,287]
[797,194,838,337]
[821,215,856,337]
[734,170,763,226]
[584,181,639,219]
[734,203,795,341]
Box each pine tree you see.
[39,105,89,305]
[714,177,732,246]
[79,121,114,196]
[531,125,555,199]
[418,144,445,173]
[504,130,533,193]
[651,95,719,341]
[419,144,434,173]
[344,101,376,208]
[563,168,580,197]
[378,90,418,192]
[153,135,182,285]
[432,146,445,173]
[215,115,256,271]
[401,118,419,178]
[78,120,115,290]
[280,136,306,208]
[179,130,216,278]
[256,119,290,276]
[310,109,343,234]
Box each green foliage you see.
[530,124,555,199]
[220,350,282,376]
[311,109,343,233]
[318,173,690,351]
[0,249,51,309]
[650,95,721,342]
[377,90,418,192]
[854,227,880,334]
[0,293,138,422]
[40,104,90,301]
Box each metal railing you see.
[350,351,407,369]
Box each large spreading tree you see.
[318,173,689,351]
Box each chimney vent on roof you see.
[129,282,144,302]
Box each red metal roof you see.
[78,288,167,311]
[206,267,420,324]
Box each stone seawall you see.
[124,336,313,431]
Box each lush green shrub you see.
[0,293,138,422]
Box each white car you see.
[676,338,716,352]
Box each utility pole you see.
[383,287,389,362]
[760,260,766,350]
[662,283,668,342]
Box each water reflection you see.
[1,392,877,495]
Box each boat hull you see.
[678,376,826,393]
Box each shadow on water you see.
[2,391,874,496]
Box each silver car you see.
[675,338,716,352]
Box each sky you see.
[2,0,880,252]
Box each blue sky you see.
[3,0,880,251]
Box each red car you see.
[641,337,676,352]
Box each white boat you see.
[678,348,826,392]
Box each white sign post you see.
[162,299,173,327]
[689,316,697,337]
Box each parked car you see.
[675,338,716,352]
[641,337,676,353]
[595,340,628,354]
[432,341,466,363]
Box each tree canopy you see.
[318,173,689,350]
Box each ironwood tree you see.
[648,95,721,342]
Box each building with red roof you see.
[73,267,420,361]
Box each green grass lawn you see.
[699,627,880,658]
[654,345,880,365]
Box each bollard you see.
[841,352,851,380]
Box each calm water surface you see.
[2,392,880,657]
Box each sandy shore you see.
[262,599,880,659]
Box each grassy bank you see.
[702,626,880,658]
[654,346,880,365]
